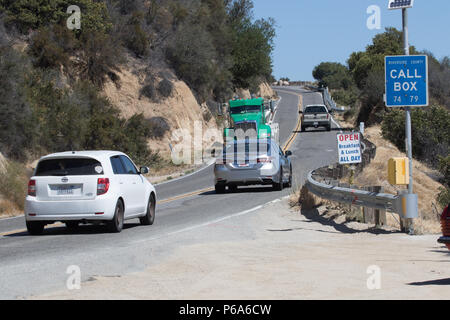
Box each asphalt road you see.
[0,87,342,299]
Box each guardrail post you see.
[363,187,375,223]
[373,186,386,227]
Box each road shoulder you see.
[33,198,450,300]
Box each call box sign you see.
[337,133,362,165]
[385,55,428,107]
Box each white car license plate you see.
[314,121,318,126]
[57,187,74,195]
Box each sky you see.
[253,0,450,81]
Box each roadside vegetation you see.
[312,27,450,209]
[0,0,276,213]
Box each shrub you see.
[126,23,149,57]
[147,117,170,139]
[438,155,450,187]
[202,110,212,122]
[157,78,173,98]
[124,12,149,57]
[140,82,156,100]
[119,114,162,166]
[332,88,358,107]
[437,187,450,209]
[76,31,122,87]
[29,24,76,69]
[0,160,29,210]
[117,0,139,15]
[381,106,450,167]
[0,45,36,160]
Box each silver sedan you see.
[214,139,292,193]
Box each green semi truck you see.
[223,97,279,141]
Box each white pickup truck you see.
[300,104,331,132]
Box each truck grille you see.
[234,122,257,137]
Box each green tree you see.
[230,17,275,89]
[312,62,353,89]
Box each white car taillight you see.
[28,179,36,197]
[257,156,273,163]
[97,178,110,195]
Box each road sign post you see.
[385,1,426,233]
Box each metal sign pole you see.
[403,8,415,233]
[403,8,412,194]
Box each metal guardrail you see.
[322,87,336,111]
[322,87,346,112]
[305,136,403,215]
[306,171,401,213]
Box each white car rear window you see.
[35,158,103,176]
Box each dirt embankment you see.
[102,56,219,163]
[355,125,444,234]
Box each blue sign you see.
[385,55,428,107]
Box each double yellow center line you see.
[282,92,303,152]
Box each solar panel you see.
[388,0,414,10]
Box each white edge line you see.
[331,117,343,133]
[155,159,215,186]
[131,196,290,245]
[0,214,24,221]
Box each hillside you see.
[355,125,443,234]
[102,53,276,162]
[0,0,277,215]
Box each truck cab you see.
[224,98,273,140]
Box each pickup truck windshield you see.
[304,106,327,113]
[230,105,261,114]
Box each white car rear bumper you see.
[25,194,117,222]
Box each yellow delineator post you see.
[388,157,409,185]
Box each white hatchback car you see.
[25,151,156,234]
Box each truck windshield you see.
[230,105,261,114]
